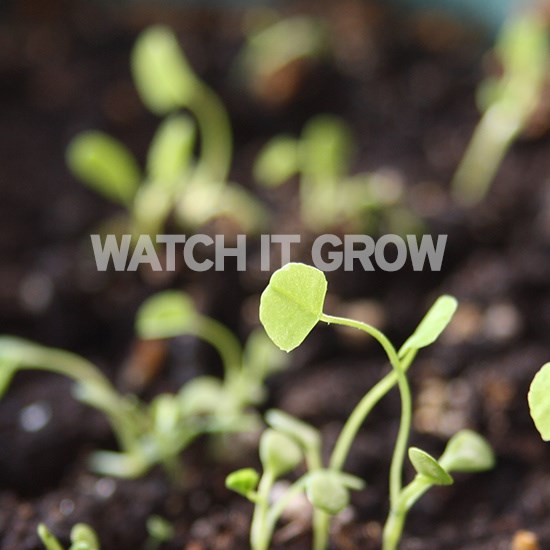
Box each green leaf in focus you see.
[226,468,260,498]
[438,430,495,473]
[408,447,453,486]
[66,131,141,206]
[259,428,302,477]
[399,295,458,358]
[254,136,300,187]
[131,25,197,114]
[259,263,327,352]
[305,470,350,515]
[147,114,196,183]
[136,291,197,339]
[529,363,550,441]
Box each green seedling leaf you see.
[254,136,300,187]
[259,263,327,352]
[88,450,147,479]
[438,430,495,473]
[305,470,350,515]
[0,358,16,399]
[131,25,197,114]
[408,447,453,486]
[66,132,141,206]
[498,14,548,99]
[136,291,197,339]
[529,363,550,440]
[399,295,458,358]
[265,409,320,451]
[146,515,174,543]
[38,524,63,550]
[150,393,180,435]
[70,524,99,550]
[301,115,353,179]
[226,468,260,498]
[260,428,302,478]
[147,114,196,183]
[178,376,225,416]
[241,16,327,83]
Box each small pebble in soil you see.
[19,401,52,432]
[94,478,116,499]
[483,302,522,342]
[18,272,53,313]
[59,498,75,517]
[512,530,540,550]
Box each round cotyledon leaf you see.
[259,263,327,352]
[409,447,453,486]
[529,363,550,441]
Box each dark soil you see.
[1,1,550,549]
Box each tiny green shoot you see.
[38,523,100,550]
[145,515,175,550]
[452,13,549,205]
[236,14,328,104]
[229,262,495,550]
[67,25,266,240]
[254,114,407,231]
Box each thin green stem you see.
[451,101,520,205]
[388,351,414,505]
[320,314,400,369]
[266,475,309,530]
[382,476,431,550]
[187,315,243,384]
[3,342,141,453]
[251,469,276,550]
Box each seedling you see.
[145,515,175,550]
[229,263,494,549]
[38,523,99,550]
[227,408,364,550]
[235,14,328,104]
[0,291,286,481]
[67,26,265,240]
[452,13,549,204]
[254,114,408,232]
[528,362,550,440]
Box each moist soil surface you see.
[1,2,550,549]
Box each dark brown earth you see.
[1,1,550,549]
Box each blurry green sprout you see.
[236,14,327,103]
[0,291,286,481]
[145,515,175,550]
[254,114,408,232]
[528,362,550,440]
[67,25,265,238]
[38,523,99,550]
[452,13,549,205]
[228,262,494,550]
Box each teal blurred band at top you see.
[389,0,531,34]
[88,0,532,35]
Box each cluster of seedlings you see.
[227,263,495,550]
[3,10,550,549]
